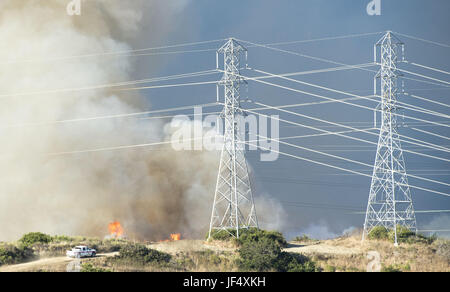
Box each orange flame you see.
[170,233,181,241]
[108,221,124,238]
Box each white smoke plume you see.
[0,0,284,241]
[287,221,359,240]
[422,215,450,239]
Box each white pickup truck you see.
[66,245,96,258]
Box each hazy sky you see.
[132,0,449,239]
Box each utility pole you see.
[363,31,417,246]
[208,38,258,239]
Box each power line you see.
[0,69,220,98]
[0,102,220,128]
[378,63,450,86]
[393,31,450,49]
[242,105,450,186]
[1,48,219,65]
[0,31,385,65]
[249,68,450,126]
[0,63,376,99]
[411,128,450,141]
[244,99,450,163]
[407,62,450,76]
[0,39,226,64]
[237,38,450,88]
[406,93,450,109]
[350,210,450,214]
[417,230,450,232]
[256,31,383,46]
[0,31,385,64]
[256,176,366,189]
[248,129,450,188]
[224,68,450,130]
[47,137,204,156]
[0,96,381,128]
[242,140,450,198]
[281,200,450,214]
[251,102,450,162]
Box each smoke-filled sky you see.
[0,0,448,241]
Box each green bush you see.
[19,232,52,246]
[80,263,111,272]
[208,229,237,241]
[114,244,171,264]
[0,244,35,266]
[389,225,415,243]
[294,235,317,242]
[381,264,403,272]
[237,237,317,272]
[238,228,287,248]
[368,225,436,244]
[238,237,280,271]
[208,228,287,248]
[368,226,389,240]
[274,252,318,272]
[389,226,435,244]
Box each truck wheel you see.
[92,252,96,257]
[76,253,81,259]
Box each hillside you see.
[0,232,449,272]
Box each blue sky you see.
[135,0,450,238]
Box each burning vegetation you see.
[170,233,181,241]
[108,222,124,238]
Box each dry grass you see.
[147,239,236,255]
[286,234,450,272]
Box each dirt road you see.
[0,252,118,272]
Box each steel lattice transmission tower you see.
[208,38,258,239]
[362,31,417,245]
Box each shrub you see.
[237,228,287,248]
[238,237,280,271]
[114,244,171,265]
[294,235,318,243]
[51,235,74,243]
[407,234,436,245]
[274,252,318,272]
[238,237,317,272]
[388,226,435,244]
[368,226,389,240]
[389,225,415,243]
[368,225,436,245]
[19,232,52,246]
[381,264,403,272]
[0,244,35,266]
[80,263,111,272]
[208,229,237,241]
[208,228,287,248]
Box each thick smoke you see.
[0,0,284,241]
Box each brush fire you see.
[108,221,124,238]
[159,233,182,242]
[170,233,181,241]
